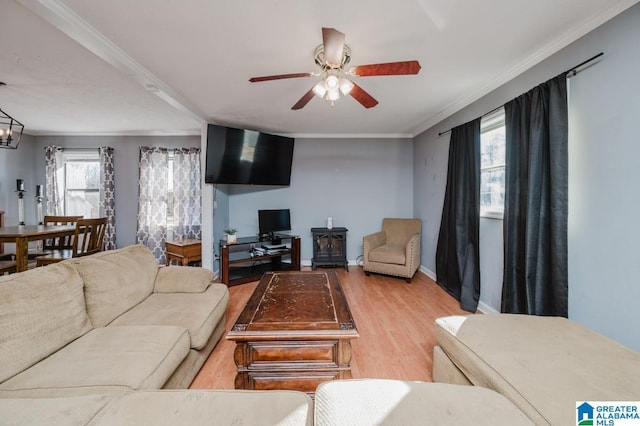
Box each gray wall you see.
[566,5,640,351]
[222,137,414,263]
[414,4,640,350]
[29,135,200,248]
[0,135,39,226]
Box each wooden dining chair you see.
[0,258,17,275]
[35,217,108,267]
[44,215,84,250]
[0,210,16,274]
[28,215,83,260]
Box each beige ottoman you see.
[434,314,640,425]
[314,379,533,425]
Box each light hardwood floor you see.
[190,266,469,389]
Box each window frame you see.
[480,108,506,220]
[60,150,100,218]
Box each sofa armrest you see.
[154,266,214,293]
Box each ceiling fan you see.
[249,27,421,110]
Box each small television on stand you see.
[258,209,291,243]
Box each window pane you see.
[480,126,505,168]
[480,168,505,211]
[480,109,506,217]
[66,190,100,218]
[66,162,100,189]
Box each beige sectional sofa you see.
[0,244,229,397]
[0,380,536,426]
[433,314,640,425]
[0,244,319,425]
[0,244,592,424]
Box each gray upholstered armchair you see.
[363,218,421,282]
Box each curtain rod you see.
[44,147,100,151]
[437,52,604,137]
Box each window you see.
[480,108,505,219]
[61,150,100,218]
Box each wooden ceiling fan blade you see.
[322,27,346,68]
[291,89,316,110]
[350,83,379,109]
[351,60,421,77]
[249,73,313,83]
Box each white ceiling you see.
[1,0,638,138]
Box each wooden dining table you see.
[0,225,76,272]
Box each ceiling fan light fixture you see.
[339,78,354,95]
[312,81,327,98]
[325,74,340,90]
[326,88,340,102]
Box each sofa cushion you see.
[0,394,114,426]
[88,389,313,426]
[314,379,532,425]
[110,284,229,350]
[368,244,406,265]
[70,245,159,327]
[0,263,92,383]
[435,314,640,425]
[0,326,189,397]
[154,265,214,293]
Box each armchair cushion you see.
[368,245,406,265]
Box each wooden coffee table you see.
[227,271,358,395]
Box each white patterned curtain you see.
[99,147,116,250]
[172,147,201,240]
[136,147,169,263]
[44,146,64,215]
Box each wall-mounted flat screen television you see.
[205,124,295,185]
[258,209,291,237]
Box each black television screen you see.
[205,124,294,185]
[258,209,291,236]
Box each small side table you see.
[165,238,202,266]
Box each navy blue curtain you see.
[502,73,568,317]
[436,119,481,312]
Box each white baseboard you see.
[420,265,437,281]
[419,266,500,315]
[477,301,500,314]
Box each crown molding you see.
[282,133,414,139]
[16,0,208,125]
[25,129,201,137]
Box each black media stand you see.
[219,234,301,287]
